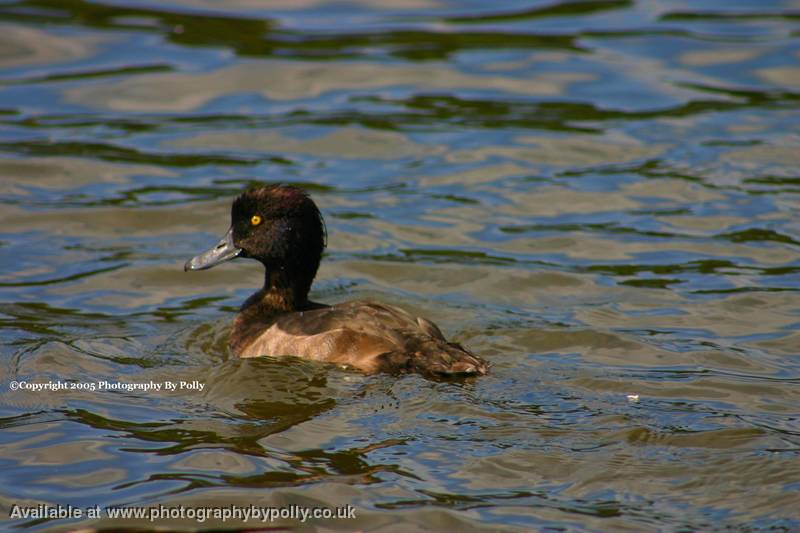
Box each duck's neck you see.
[260,268,309,312]
[230,268,322,354]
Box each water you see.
[1,0,799,530]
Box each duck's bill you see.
[184,227,241,271]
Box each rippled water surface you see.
[1,0,799,530]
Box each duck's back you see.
[236,300,487,376]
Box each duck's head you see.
[185,184,326,296]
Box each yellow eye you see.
[250,214,262,226]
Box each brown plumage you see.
[185,184,488,377]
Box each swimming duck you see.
[184,184,488,377]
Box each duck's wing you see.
[238,300,487,376]
[237,301,413,368]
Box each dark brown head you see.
[184,184,326,301]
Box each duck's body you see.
[185,184,487,377]
[233,299,485,375]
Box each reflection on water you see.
[1,0,799,530]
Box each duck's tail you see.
[377,338,489,377]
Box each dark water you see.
[1,0,799,531]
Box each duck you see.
[184,184,488,377]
